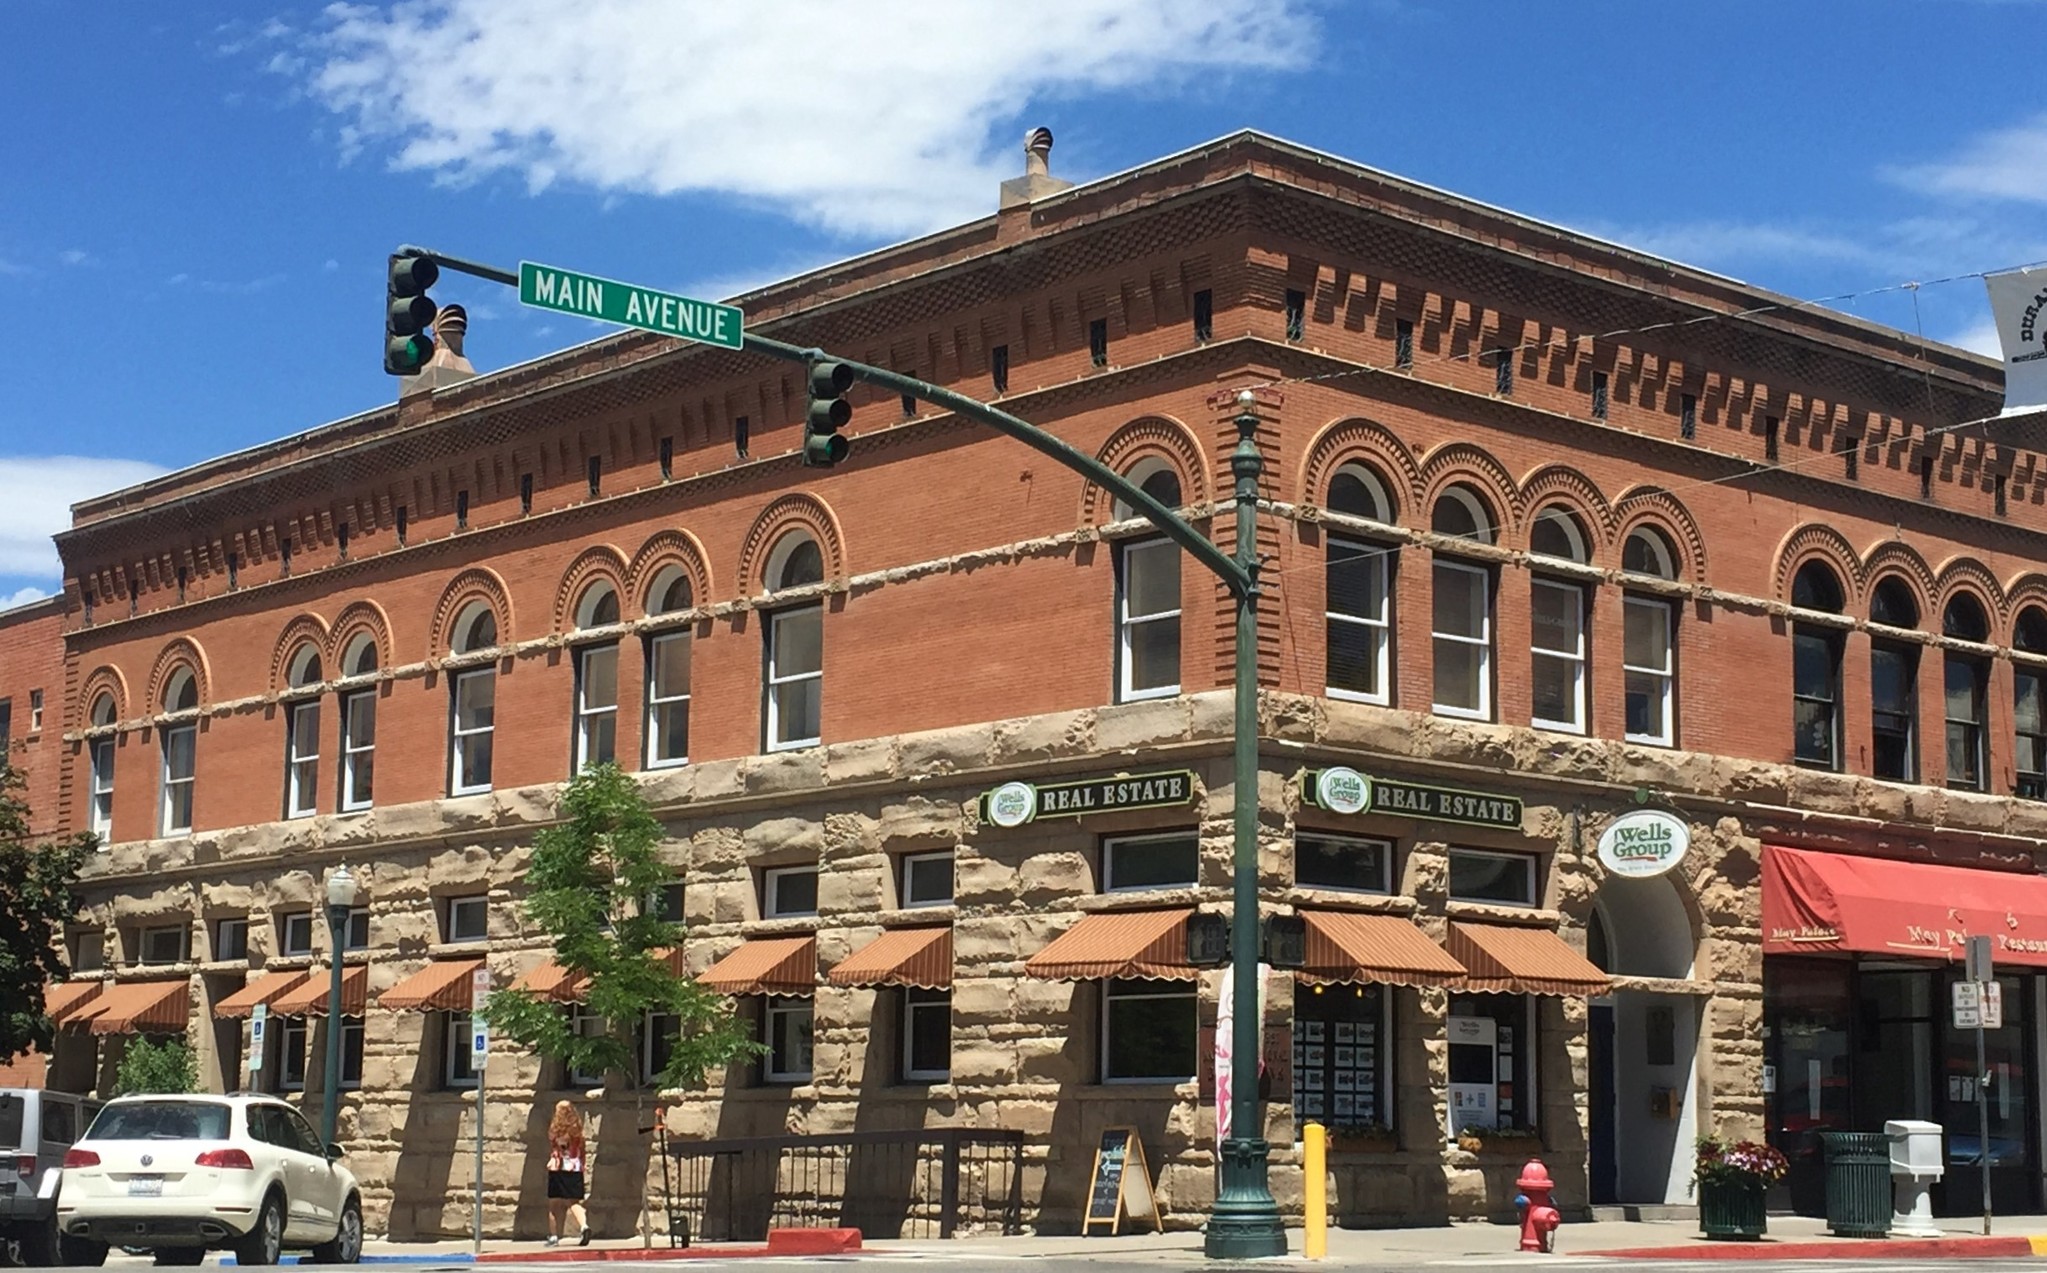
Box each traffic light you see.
[385,253,440,375]
[804,360,854,466]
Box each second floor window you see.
[1113,461,1184,703]
[1946,655,1987,791]
[1432,561,1491,720]
[573,584,621,772]
[763,864,819,918]
[339,634,378,812]
[1791,561,1847,771]
[280,911,315,957]
[448,605,498,795]
[159,669,199,836]
[1103,832,1199,892]
[1870,642,1918,782]
[646,567,695,768]
[88,693,116,841]
[446,895,489,943]
[1325,465,1395,705]
[283,645,322,820]
[900,851,954,908]
[764,536,824,751]
[2019,666,2045,800]
[140,924,187,965]
[1448,848,1538,907]
[214,917,249,961]
[1623,597,1674,745]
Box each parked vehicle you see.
[56,1093,361,1266]
[0,1088,103,1267]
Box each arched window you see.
[159,668,198,835]
[1790,563,1845,770]
[1870,578,1919,630]
[1114,463,1182,703]
[1326,466,1395,704]
[645,568,694,770]
[764,534,825,750]
[339,636,377,812]
[575,582,621,630]
[1944,595,1991,790]
[1528,509,1589,734]
[1622,529,1677,581]
[573,584,621,773]
[283,645,323,819]
[449,604,498,795]
[2017,606,2047,798]
[88,694,116,841]
[1432,485,1496,546]
[1621,529,1678,745]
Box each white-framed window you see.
[88,694,116,842]
[281,1017,310,1090]
[282,645,322,819]
[900,851,954,908]
[764,535,825,752]
[1326,537,1391,704]
[568,1008,607,1088]
[763,865,819,918]
[70,930,103,973]
[339,1016,365,1089]
[902,986,950,1082]
[448,605,498,795]
[280,911,315,957]
[1295,832,1392,893]
[647,632,692,768]
[214,917,250,961]
[763,995,815,1084]
[641,1009,680,1085]
[575,643,620,772]
[159,668,199,836]
[1448,848,1539,907]
[339,634,378,812]
[344,907,370,950]
[445,895,489,943]
[1430,561,1492,719]
[1102,978,1197,1083]
[140,924,187,965]
[1103,832,1199,892]
[27,689,41,732]
[1529,578,1587,733]
[443,1010,479,1088]
[647,882,686,923]
[1624,595,1675,745]
[1116,538,1181,702]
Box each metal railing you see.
[658,1127,1026,1242]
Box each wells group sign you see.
[1595,809,1690,879]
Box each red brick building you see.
[15,131,2047,1236]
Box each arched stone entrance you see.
[1587,870,1703,1207]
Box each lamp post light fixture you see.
[321,864,358,1149]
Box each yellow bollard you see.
[1304,1121,1327,1260]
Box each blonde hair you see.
[548,1100,582,1145]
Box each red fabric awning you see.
[1763,845,2047,965]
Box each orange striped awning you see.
[1023,909,1200,982]
[696,937,816,996]
[46,981,104,1026]
[79,980,190,1035]
[1299,912,1469,988]
[380,959,488,1013]
[271,965,369,1018]
[828,927,952,990]
[215,971,310,1020]
[1446,922,1609,997]
[510,960,587,1003]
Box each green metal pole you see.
[1203,390,1287,1259]
[322,902,345,1148]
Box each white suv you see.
[56,1093,361,1266]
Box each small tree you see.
[484,764,759,1235]
[0,760,96,1062]
[113,1036,198,1096]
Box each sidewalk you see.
[315,1213,2047,1264]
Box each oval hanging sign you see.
[1596,809,1689,878]
[1314,766,1372,816]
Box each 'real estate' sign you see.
[1300,767,1522,830]
[1596,808,1690,879]
[980,770,1196,828]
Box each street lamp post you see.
[322,864,357,1149]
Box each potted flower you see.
[1693,1137,1788,1239]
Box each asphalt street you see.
[30,1259,2047,1272]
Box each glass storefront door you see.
[1764,959,1853,1216]
[1935,972,2036,1217]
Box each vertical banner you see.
[1984,265,2047,413]
[1215,964,1270,1143]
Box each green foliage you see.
[0,760,94,1060]
[483,764,760,1090]
[113,1036,198,1096]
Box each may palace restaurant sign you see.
[980,770,1196,828]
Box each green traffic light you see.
[804,433,850,467]
[385,333,434,376]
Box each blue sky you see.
[4,0,2045,605]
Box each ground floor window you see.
[1446,994,1533,1137]
[1101,977,1197,1083]
[565,1007,605,1088]
[763,995,814,1084]
[1292,982,1390,1130]
[902,987,950,1082]
[443,1010,479,1089]
[280,1017,310,1090]
[642,1010,679,1085]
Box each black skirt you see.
[547,1169,586,1201]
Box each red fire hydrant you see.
[1516,1158,1561,1252]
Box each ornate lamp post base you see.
[1204,1137,1289,1259]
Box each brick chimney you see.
[999,127,1073,210]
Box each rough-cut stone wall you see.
[65,687,2038,1235]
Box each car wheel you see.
[310,1197,363,1264]
[18,1218,59,1266]
[153,1247,207,1266]
[235,1194,285,1267]
[57,1234,109,1268]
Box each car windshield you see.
[0,1094,22,1150]
[87,1100,231,1141]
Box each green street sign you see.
[518,261,744,350]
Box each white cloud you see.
[0,455,169,582]
[1944,314,2006,359]
[0,586,51,611]
[1570,220,1888,277]
[58,248,94,267]
[1889,112,2047,205]
[297,0,1315,237]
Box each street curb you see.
[476,1228,863,1263]
[1587,1233,2047,1260]
[223,1257,478,1266]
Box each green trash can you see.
[1821,1131,1891,1238]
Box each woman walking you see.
[544,1100,591,1247]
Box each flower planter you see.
[1698,1178,1768,1240]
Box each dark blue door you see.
[1589,1004,1617,1204]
